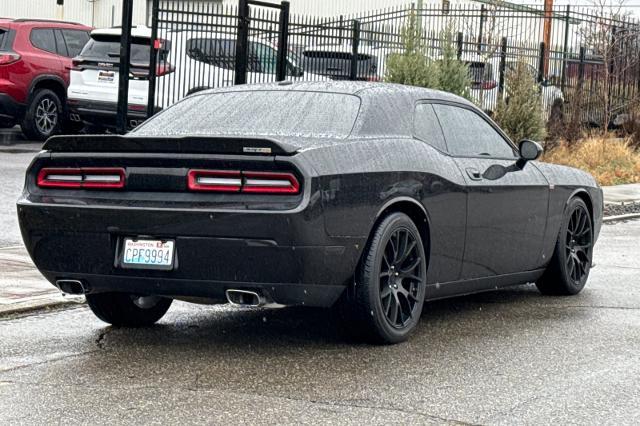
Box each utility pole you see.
[542,0,554,78]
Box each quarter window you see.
[432,104,516,158]
[413,103,447,152]
[62,30,90,57]
[30,29,56,54]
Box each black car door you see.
[432,103,550,279]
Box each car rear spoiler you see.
[42,135,299,155]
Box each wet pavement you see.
[0,220,638,424]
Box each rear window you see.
[79,35,169,65]
[134,90,361,139]
[467,61,493,82]
[302,50,377,75]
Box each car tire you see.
[21,89,63,141]
[86,292,173,327]
[349,212,427,344]
[536,197,593,296]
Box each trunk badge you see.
[243,147,272,154]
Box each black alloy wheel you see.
[379,228,424,329]
[349,212,427,344]
[537,197,593,295]
[565,204,593,284]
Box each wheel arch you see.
[568,188,594,229]
[369,197,431,267]
[29,75,67,105]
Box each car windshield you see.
[0,28,8,49]
[467,61,493,83]
[134,90,361,139]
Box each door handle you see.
[466,167,482,181]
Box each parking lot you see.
[0,128,639,424]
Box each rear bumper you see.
[68,99,151,128]
[0,93,25,124]
[17,202,361,308]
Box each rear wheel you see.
[86,292,172,327]
[21,89,63,141]
[536,197,593,295]
[349,212,427,344]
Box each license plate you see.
[98,70,115,83]
[121,239,174,270]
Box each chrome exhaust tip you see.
[69,113,81,122]
[55,279,89,295]
[225,289,264,307]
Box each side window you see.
[432,104,516,158]
[250,42,277,74]
[62,30,90,57]
[30,29,57,54]
[413,103,447,152]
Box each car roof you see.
[201,81,470,102]
[194,81,475,138]
[91,25,151,38]
[0,18,90,30]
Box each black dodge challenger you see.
[18,82,603,343]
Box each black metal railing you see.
[142,1,640,126]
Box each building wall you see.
[0,0,148,28]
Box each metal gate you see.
[147,0,290,114]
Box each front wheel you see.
[349,212,427,344]
[86,292,173,327]
[536,197,593,295]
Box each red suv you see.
[0,19,91,140]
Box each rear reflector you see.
[188,170,242,192]
[188,170,299,194]
[37,168,125,189]
[242,171,300,194]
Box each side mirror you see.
[517,139,543,168]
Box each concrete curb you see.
[603,213,640,223]
[0,296,85,318]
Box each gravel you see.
[604,202,640,217]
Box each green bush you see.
[384,12,439,88]
[494,61,547,143]
[436,28,471,100]
[385,16,470,101]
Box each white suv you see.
[68,26,323,130]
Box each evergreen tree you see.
[494,61,547,143]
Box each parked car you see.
[298,44,379,81]
[68,27,324,130]
[464,55,564,114]
[19,82,602,344]
[0,18,91,140]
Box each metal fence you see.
[146,0,640,125]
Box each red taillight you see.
[156,63,174,77]
[0,53,20,66]
[187,170,300,194]
[242,171,300,194]
[481,80,497,90]
[188,170,242,192]
[37,168,126,189]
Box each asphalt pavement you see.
[0,219,638,424]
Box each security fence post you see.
[498,37,507,96]
[234,0,250,85]
[276,1,290,82]
[147,0,159,119]
[350,20,360,80]
[116,0,134,134]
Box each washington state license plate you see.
[122,239,175,269]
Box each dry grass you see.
[542,137,640,186]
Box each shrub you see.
[385,16,470,99]
[543,137,640,186]
[493,61,546,143]
[436,27,471,100]
[384,12,439,88]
